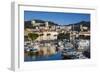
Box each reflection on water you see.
[24,40,90,61]
[24,51,62,61]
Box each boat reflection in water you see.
[24,39,90,61]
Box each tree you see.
[57,33,70,40]
[28,33,39,41]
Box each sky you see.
[24,11,90,25]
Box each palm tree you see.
[28,33,39,41]
[28,33,39,48]
[28,33,39,58]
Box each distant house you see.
[24,20,59,41]
[24,20,90,41]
